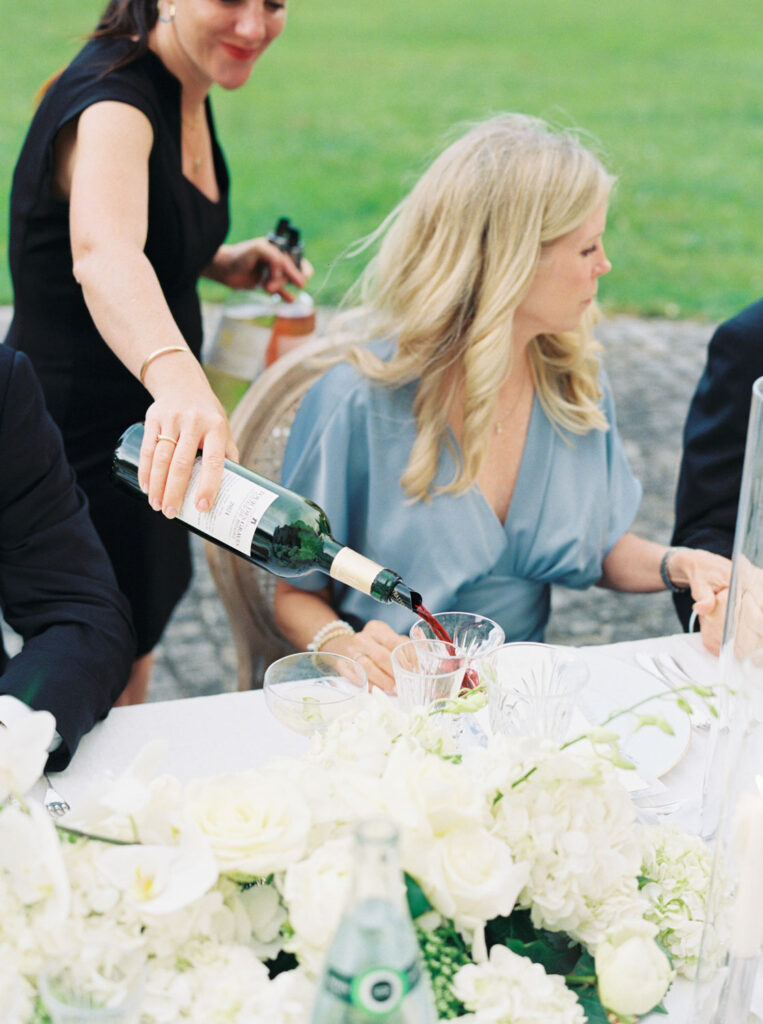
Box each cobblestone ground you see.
[0,308,717,701]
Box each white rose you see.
[186,771,311,879]
[383,742,490,835]
[404,825,528,933]
[595,922,674,1016]
[0,697,56,800]
[281,835,355,973]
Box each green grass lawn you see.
[1,0,760,320]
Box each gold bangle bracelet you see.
[139,345,189,386]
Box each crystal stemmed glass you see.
[484,642,589,743]
[409,610,505,688]
[390,639,468,713]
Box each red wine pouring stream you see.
[413,602,480,692]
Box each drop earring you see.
[157,1,176,23]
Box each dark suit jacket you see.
[0,345,134,767]
[672,299,763,627]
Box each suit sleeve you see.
[671,301,763,627]
[0,349,135,768]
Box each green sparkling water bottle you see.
[311,820,437,1024]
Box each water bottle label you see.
[330,547,385,596]
[324,962,420,1016]
[178,463,277,555]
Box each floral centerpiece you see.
[0,692,725,1024]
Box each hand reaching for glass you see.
[320,619,407,693]
[669,547,733,655]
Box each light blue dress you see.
[281,340,642,640]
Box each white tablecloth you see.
[49,631,760,1023]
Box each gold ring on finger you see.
[156,434,178,447]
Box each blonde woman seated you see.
[273,114,730,691]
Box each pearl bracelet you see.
[307,619,355,652]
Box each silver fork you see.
[43,773,70,817]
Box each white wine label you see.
[205,310,274,378]
[330,547,384,595]
[177,463,277,555]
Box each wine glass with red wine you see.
[409,611,505,689]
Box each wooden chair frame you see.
[205,335,349,689]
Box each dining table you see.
[47,630,762,1023]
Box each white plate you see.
[578,651,692,780]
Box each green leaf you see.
[486,912,582,976]
[264,949,299,979]
[676,697,693,715]
[575,987,612,1024]
[504,937,580,976]
[405,873,433,919]
[566,950,596,986]
[486,909,537,945]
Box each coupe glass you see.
[263,651,368,735]
[485,642,589,742]
[390,639,468,712]
[409,611,505,687]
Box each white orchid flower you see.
[97,836,218,915]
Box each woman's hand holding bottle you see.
[205,237,312,299]
[138,351,238,519]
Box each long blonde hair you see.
[337,113,614,502]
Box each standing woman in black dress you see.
[5,0,306,702]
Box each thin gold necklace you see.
[181,110,205,174]
[494,373,533,434]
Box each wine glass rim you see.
[263,651,368,702]
[410,610,503,626]
[392,637,466,657]
[267,650,365,672]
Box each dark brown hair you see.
[35,0,158,103]
[91,0,159,70]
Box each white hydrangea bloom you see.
[452,944,586,1024]
[0,955,35,1024]
[490,744,646,946]
[641,822,729,978]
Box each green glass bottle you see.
[111,423,421,611]
[311,819,437,1023]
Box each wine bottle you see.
[311,819,437,1023]
[203,216,313,414]
[111,423,421,611]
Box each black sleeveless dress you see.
[5,36,230,656]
